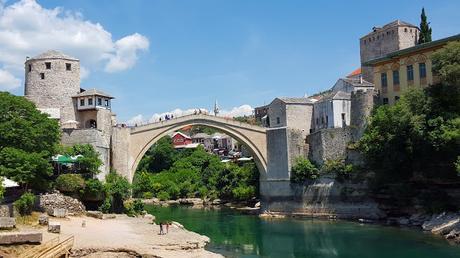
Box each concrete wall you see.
[24,57,80,126]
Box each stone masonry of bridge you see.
[111,114,268,183]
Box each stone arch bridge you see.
[111,114,268,183]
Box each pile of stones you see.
[39,191,86,216]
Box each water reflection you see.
[145,205,460,258]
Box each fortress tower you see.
[24,50,80,128]
[360,20,419,82]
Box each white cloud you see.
[0,0,149,91]
[0,69,21,90]
[105,33,149,73]
[125,105,254,125]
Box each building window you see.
[404,28,408,32]
[419,63,426,78]
[88,98,93,105]
[395,96,400,102]
[28,64,32,72]
[407,65,414,81]
[66,63,72,71]
[381,73,388,87]
[40,73,45,80]
[383,98,389,105]
[392,70,400,85]
[105,99,109,107]
[276,117,280,124]
[97,98,102,106]
[341,113,346,126]
[80,99,85,106]
[326,115,329,126]
[45,62,51,69]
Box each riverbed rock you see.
[409,213,430,226]
[0,217,15,229]
[141,198,160,205]
[211,199,222,205]
[48,221,61,233]
[254,202,261,208]
[39,191,85,215]
[422,212,460,235]
[178,198,204,206]
[38,214,49,225]
[86,211,104,219]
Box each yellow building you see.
[363,34,460,105]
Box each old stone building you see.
[360,20,420,82]
[364,33,460,105]
[24,50,115,180]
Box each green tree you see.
[104,171,131,213]
[431,41,460,86]
[0,92,60,190]
[55,174,85,195]
[136,136,177,173]
[290,157,319,182]
[418,8,432,44]
[64,144,102,177]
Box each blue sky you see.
[1,0,459,122]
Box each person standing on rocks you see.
[166,222,169,234]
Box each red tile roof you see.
[347,68,361,77]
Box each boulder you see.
[178,198,203,206]
[39,191,85,215]
[409,213,430,226]
[50,208,67,218]
[144,214,155,223]
[254,202,261,208]
[48,222,61,233]
[38,214,49,226]
[86,211,104,219]
[0,217,15,229]
[422,212,460,235]
[211,199,222,205]
[0,232,42,244]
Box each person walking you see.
[159,222,164,235]
[166,222,169,234]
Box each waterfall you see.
[303,178,334,213]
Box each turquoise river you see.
[145,205,460,258]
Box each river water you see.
[145,205,460,258]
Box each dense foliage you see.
[101,171,131,213]
[55,174,85,194]
[0,92,60,190]
[62,144,102,176]
[290,157,319,182]
[359,42,460,211]
[322,159,354,182]
[82,178,105,201]
[133,138,259,202]
[14,192,35,216]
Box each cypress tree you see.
[418,8,432,44]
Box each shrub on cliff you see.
[290,157,319,182]
[82,178,105,201]
[55,174,85,194]
[322,159,354,182]
[14,192,36,216]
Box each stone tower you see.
[24,50,80,128]
[360,20,419,82]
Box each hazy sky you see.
[1,0,459,123]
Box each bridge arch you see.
[112,114,267,183]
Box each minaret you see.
[214,99,220,116]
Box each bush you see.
[291,157,319,182]
[322,159,354,181]
[55,174,85,194]
[157,191,170,201]
[14,192,35,215]
[133,199,144,214]
[232,185,255,201]
[104,171,131,213]
[99,197,111,213]
[142,192,153,199]
[82,179,105,201]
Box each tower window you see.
[40,73,45,80]
[105,99,109,107]
[276,117,280,124]
[383,98,389,105]
[28,64,32,72]
[88,98,93,105]
[97,98,102,106]
[407,65,414,81]
[404,28,408,32]
[80,99,85,106]
[419,63,426,78]
[45,62,51,69]
[66,63,71,71]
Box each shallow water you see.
[145,205,460,258]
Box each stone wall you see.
[307,127,352,165]
[350,89,376,141]
[267,99,286,128]
[111,126,131,181]
[286,104,313,136]
[24,57,80,126]
[61,128,110,180]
